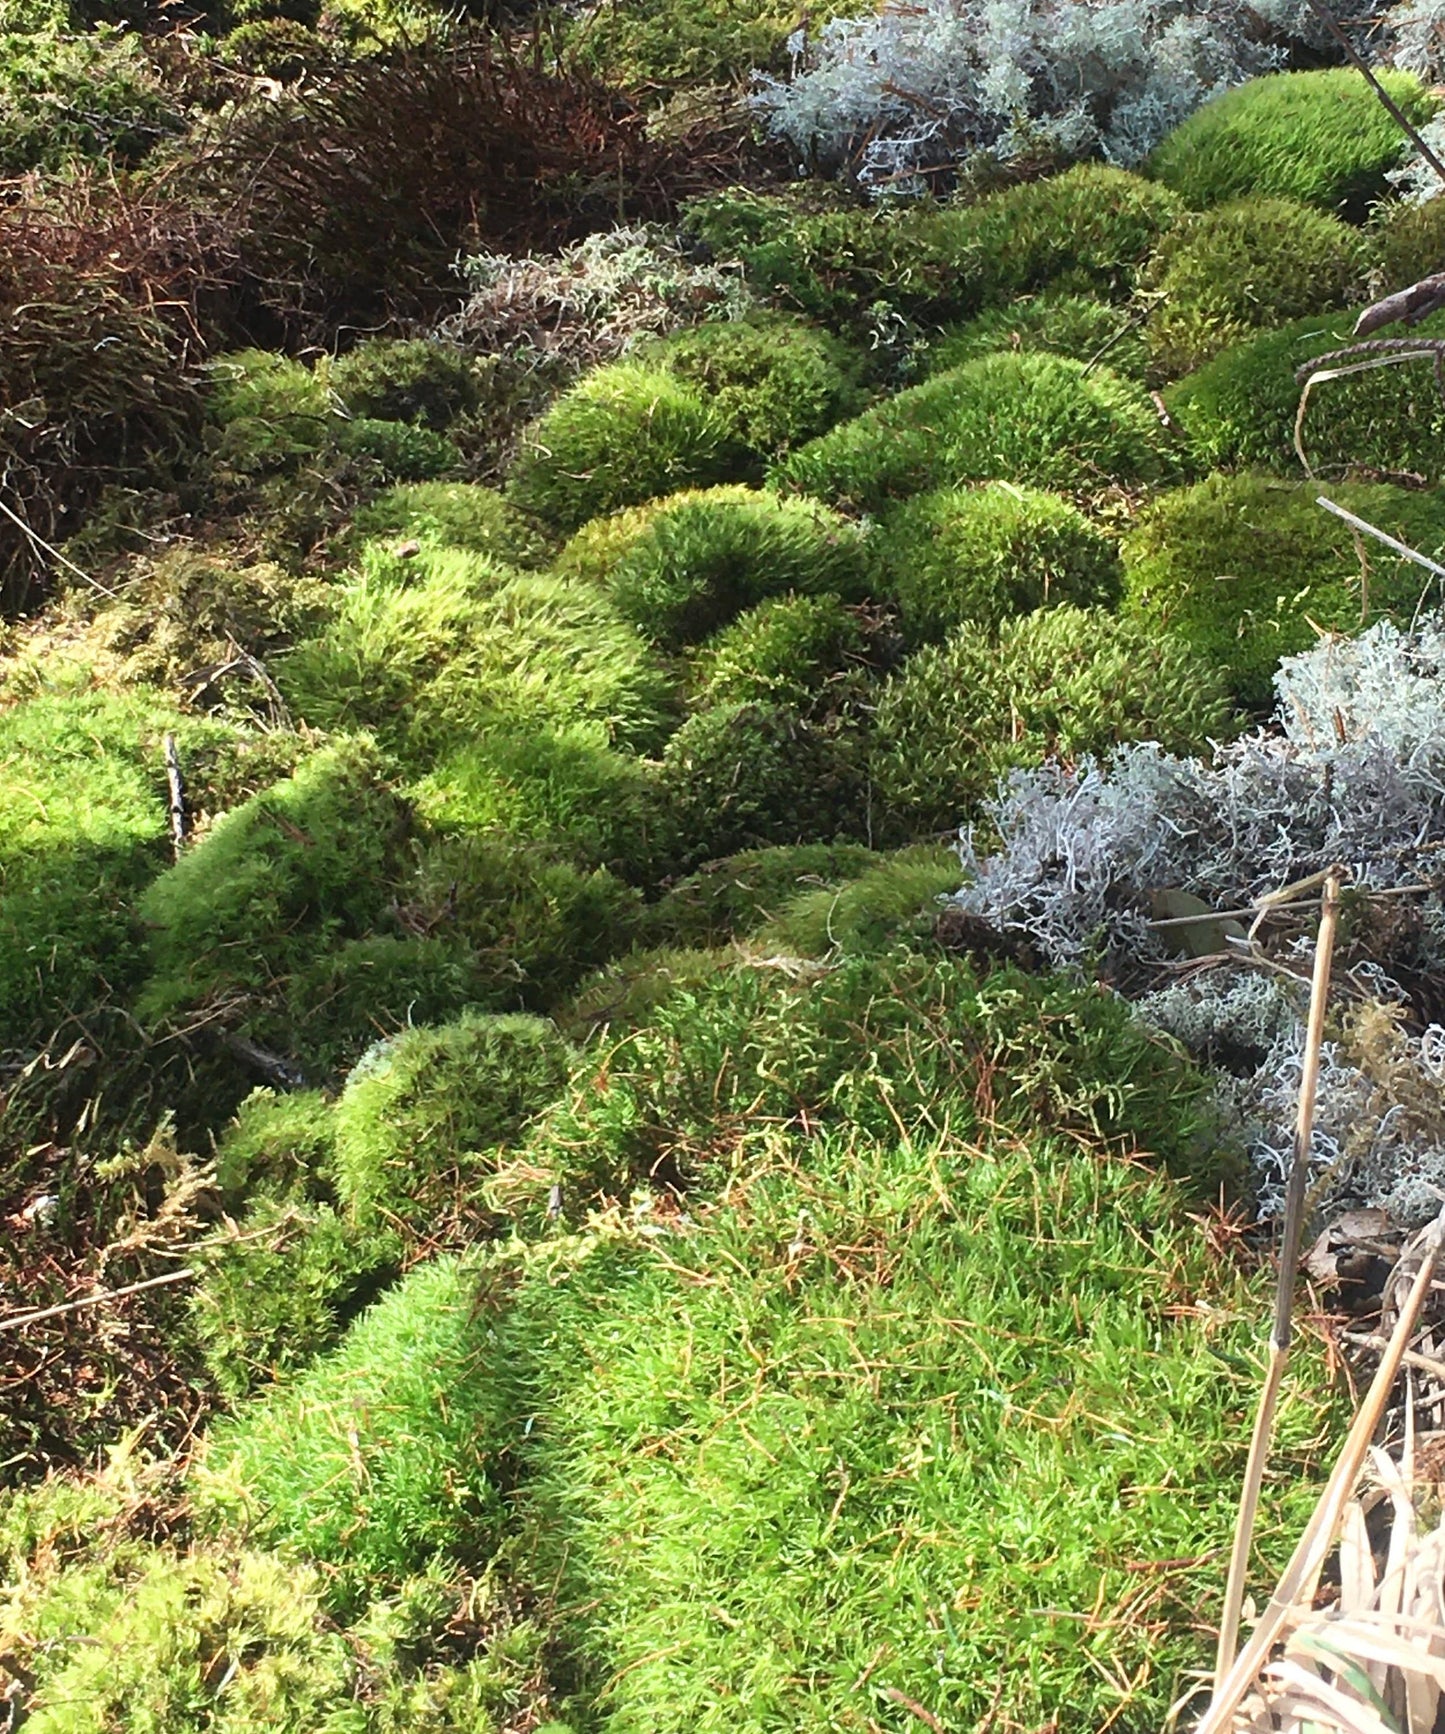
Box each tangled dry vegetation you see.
[7,1,1445,1729]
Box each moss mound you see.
[1145,68,1434,215]
[332,1011,573,1229]
[351,480,552,566]
[327,336,478,430]
[335,415,461,481]
[774,353,1170,511]
[137,739,411,1023]
[508,361,741,532]
[753,843,960,958]
[600,484,873,647]
[214,1086,336,1206]
[281,564,675,761]
[1165,307,1445,477]
[1142,197,1368,380]
[644,313,868,462]
[198,1255,513,1617]
[1122,472,1445,707]
[869,606,1235,839]
[875,482,1122,643]
[652,701,866,870]
[643,841,881,948]
[1370,196,1445,299]
[689,592,872,713]
[205,348,333,475]
[923,290,1150,382]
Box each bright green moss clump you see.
[1122,473,1445,706]
[137,739,411,1021]
[644,314,868,463]
[1146,68,1435,215]
[351,480,552,566]
[327,337,478,430]
[206,349,333,475]
[335,416,461,481]
[923,291,1150,382]
[754,843,960,958]
[508,362,741,532]
[600,485,873,647]
[775,353,1170,511]
[870,606,1235,838]
[1142,197,1368,380]
[642,842,881,948]
[689,592,871,713]
[875,482,1122,643]
[0,26,183,174]
[198,1255,513,1617]
[1166,308,1445,478]
[214,1086,336,1206]
[332,1012,573,1228]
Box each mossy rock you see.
[753,843,961,959]
[688,592,873,713]
[1121,472,1445,707]
[923,292,1150,383]
[351,480,552,567]
[874,482,1122,643]
[869,605,1236,840]
[651,702,867,871]
[332,1012,573,1228]
[599,485,874,648]
[326,337,478,430]
[642,313,869,463]
[190,1197,402,1400]
[137,738,412,1023]
[214,1086,337,1206]
[643,841,881,949]
[196,1254,515,1616]
[1141,198,1369,380]
[280,564,675,762]
[508,362,742,532]
[1145,68,1435,216]
[1165,307,1445,478]
[774,353,1172,512]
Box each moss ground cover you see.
[0,16,1379,1728]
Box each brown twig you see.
[0,1267,197,1334]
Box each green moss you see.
[652,702,867,870]
[1370,196,1445,298]
[869,606,1235,839]
[214,1086,336,1206]
[137,738,412,1022]
[411,721,657,877]
[0,688,241,1043]
[190,1198,402,1400]
[410,835,644,1011]
[331,1011,573,1228]
[351,480,552,567]
[1141,198,1368,380]
[923,291,1150,382]
[937,164,1184,307]
[538,950,1228,1195]
[603,485,873,647]
[567,0,864,87]
[643,842,881,948]
[217,17,328,80]
[875,482,1122,643]
[774,353,1171,512]
[1165,307,1445,477]
[0,26,182,173]
[754,844,960,957]
[197,1254,514,1615]
[284,934,499,1077]
[1121,472,1445,707]
[508,362,741,532]
[1145,68,1435,215]
[205,349,334,476]
[561,945,729,1036]
[689,592,871,712]
[643,314,868,463]
[327,337,478,430]
[336,416,461,481]
[281,565,674,762]
[504,1121,1323,1732]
